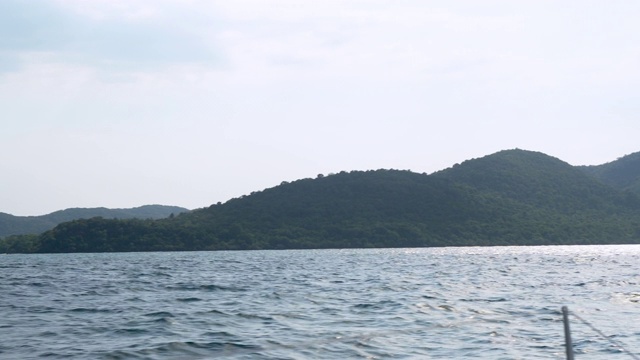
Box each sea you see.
[1,245,640,359]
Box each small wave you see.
[27,282,50,287]
[199,284,246,292]
[235,312,275,321]
[437,304,455,312]
[36,331,58,337]
[177,297,202,302]
[124,296,145,302]
[118,340,263,358]
[165,283,246,292]
[352,300,401,310]
[421,294,439,299]
[202,330,236,337]
[69,307,113,313]
[262,291,281,299]
[460,297,509,303]
[481,317,511,324]
[319,307,340,315]
[144,311,174,317]
[112,328,149,336]
[25,305,58,313]
[273,312,312,320]
[76,290,100,296]
[353,303,375,309]
[152,317,175,324]
[205,309,230,316]
[151,271,172,277]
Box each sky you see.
[1,0,639,216]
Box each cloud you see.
[0,0,222,74]
[2,0,640,215]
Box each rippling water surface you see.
[2,245,640,359]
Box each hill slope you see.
[4,149,640,253]
[433,149,639,213]
[579,151,640,195]
[0,205,189,238]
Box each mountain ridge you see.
[3,148,640,253]
[0,205,189,238]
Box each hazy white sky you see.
[1,0,639,215]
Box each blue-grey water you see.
[1,245,640,359]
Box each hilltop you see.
[2,149,640,253]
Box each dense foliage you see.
[0,205,189,238]
[3,149,640,253]
[579,151,640,196]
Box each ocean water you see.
[1,245,640,359]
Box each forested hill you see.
[579,151,640,196]
[432,149,639,212]
[0,205,189,238]
[3,149,640,253]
